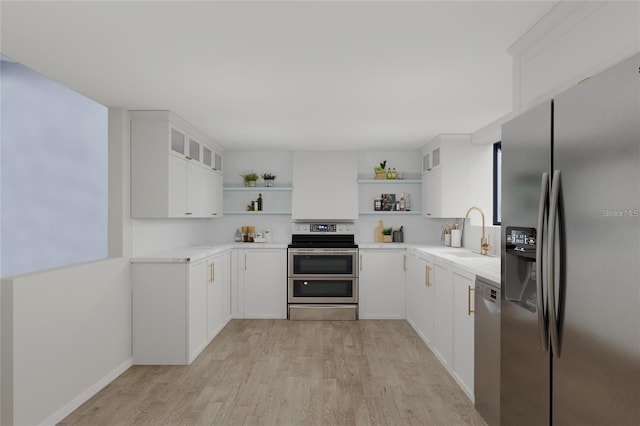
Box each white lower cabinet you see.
[359,249,406,319]
[233,248,287,319]
[404,251,420,329]
[417,254,435,346]
[406,251,434,345]
[405,249,477,402]
[188,259,209,361]
[132,252,231,365]
[207,251,231,341]
[452,269,475,400]
[432,260,453,370]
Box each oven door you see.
[288,278,358,304]
[288,249,357,278]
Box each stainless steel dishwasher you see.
[474,276,501,426]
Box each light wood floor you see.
[60,320,487,426]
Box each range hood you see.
[291,151,358,222]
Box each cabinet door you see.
[423,167,442,217]
[188,260,209,363]
[417,256,435,346]
[170,126,187,157]
[405,252,419,329]
[188,136,202,162]
[359,250,405,319]
[203,145,213,168]
[242,249,286,318]
[431,146,441,169]
[432,261,453,369]
[219,251,231,321]
[422,152,431,173]
[452,269,475,399]
[213,151,223,172]
[169,154,188,217]
[187,162,208,217]
[207,252,229,341]
[210,171,223,217]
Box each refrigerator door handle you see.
[548,170,561,358]
[536,171,549,352]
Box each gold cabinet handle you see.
[360,255,362,271]
[425,265,428,287]
[185,155,192,160]
[185,212,193,216]
[425,265,431,287]
[403,255,406,271]
[468,285,475,316]
[244,254,247,271]
[211,262,215,284]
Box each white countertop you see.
[131,242,500,283]
[130,243,288,263]
[359,243,500,283]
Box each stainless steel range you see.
[287,223,358,320]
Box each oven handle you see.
[288,249,358,255]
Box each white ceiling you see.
[1,1,557,151]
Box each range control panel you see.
[292,223,355,234]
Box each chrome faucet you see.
[465,206,491,255]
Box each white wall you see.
[1,259,132,426]
[0,108,134,426]
[132,218,215,255]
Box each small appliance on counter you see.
[238,226,273,243]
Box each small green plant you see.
[261,172,277,180]
[241,172,259,183]
[382,227,393,236]
[374,160,387,172]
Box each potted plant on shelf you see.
[241,172,259,187]
[374,161,387,180]
[382,227,393,243]
[261,172,277,187]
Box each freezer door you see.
[500,100,551,426]
[552,53,640,425]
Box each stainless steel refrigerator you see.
[500,53,639,426]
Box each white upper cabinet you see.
[131,110,223,218]
[291,151,358,221]
[422,134,492,219]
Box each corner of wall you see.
[108,107,133,259]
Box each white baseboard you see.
[39,357,133,426]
